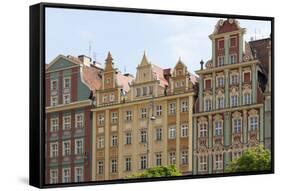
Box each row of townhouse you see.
[45,18,272,184]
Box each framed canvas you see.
[29,2,274,188]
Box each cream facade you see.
[92,52,197,180]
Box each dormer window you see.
[51,80,58,91]
[106,78,111,84]
[63,78,71,89]
[177,70,182,76]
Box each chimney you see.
[124,73,134,78]
[78,55,91,66]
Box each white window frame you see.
[62,168,71,183]
[216,96,224,109]
[125,110,132,121]
[63,77,71,89]
[97,160,104,174]
[51,96,58,106]
[125,132,132,145]
[62,140,71,156]
[233,118,242,134]
[181,124,188,137]
[181,151,188,164]
[50,117,59,132]
[74,166,83,182]
[229,54,237,64]
[111,112,118,124]
[214,154,223,170]
[199,155,207,171]
[75,138,83,155]
[243,92,252,105]
[97,136,104,149]
[63,114,71,130]
[111,135,118,147]
[125,157,132,171]
[98,113,104,126]
[216,76,224,87]
[169,152,176,165]
[75,113,84,128]
[168,102,176,115]
[204,98,212,111]
[230,74,239,85]
[249,116,258,131]
[155,128,162,141]
[199,123,207,137]
[214,121,223,136]
[140,155,147,170]
[140,108,147,119]
[155,153,162,166]
[231,95,239,107]
[63,93,71,104]
[218,56,225,66]
[111,159,118,173]
[156,105,162,116]
[50,142,58,158]
[51,79,58,91]
[181,100,188,112]
[140,130,147,143]
[50,169,58,184]
[168,126,176,139]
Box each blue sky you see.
[46,8,271,75]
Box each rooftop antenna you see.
[92,51,97,64]
[124,65,127,73]
[88,40,92,59]
[254,28,257,40]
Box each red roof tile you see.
[152,64,169,88]
[116,73,134,92]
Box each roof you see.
[81,65,102,96]
[249,38,271,74]
[152,64,169,88]
[189,73,199,85]
[116,73,134,92]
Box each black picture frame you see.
[30,2,274,188]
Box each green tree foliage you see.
[226,145,271,173]
[126,165,181,179]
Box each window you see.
[136,88,141,97]
[168,126,176,139]
[199,123,207,137]
[217,97,224,109]
[97,161,104,174]
[75,167,83,182]
[199,155,207,171]
[243,72,251,83]
[50,142,58,158]
[231,74,239,85]
[140,108,147,119]
[169,102,176,115]
[204,99,212,111]
[244,92,252,105]
[230,54,237,64]
[111,159,117,173]
[156,128,162,141]
[233,118,242,134]
[51,80,58,91]
[63,94,70,104]
[51,96,58,106]
[230,37,237,47]
[156,153,162,166]
[181,100,188,112]
[63,114,71,130]
[143,86,147,96]
[125,132,132,145]
[75,139,83,155]
[111,135,118,147]
[156,105,162,116]
[62,140,71,156]
[181,151,188,164]
[111,112,118,124]
[125,110,132,121]
[217,76,224,87]
[218,56,225,66]
[169,152,176,165]
[125,157,131,171]
[181,124,188,137]
[109,93,115,102]
[231,95,238,107]
[50,117,59,132]
[214,121,222,136]
[63,77,71,89]
[50,169,58,184]
[233,151,242,160]
[214,154,223,170]
[75,113,84,128]
[218,39,224,49]
[205,79,212,89]
[62,168,71,183]
[140,155,147,170]
[140,130,147,143]
[106,78,111,84]
[98,113,104,126]
[249,116,258,131]
[103,94,108,103]
[97,136,104,149]
[149,86,153,95]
